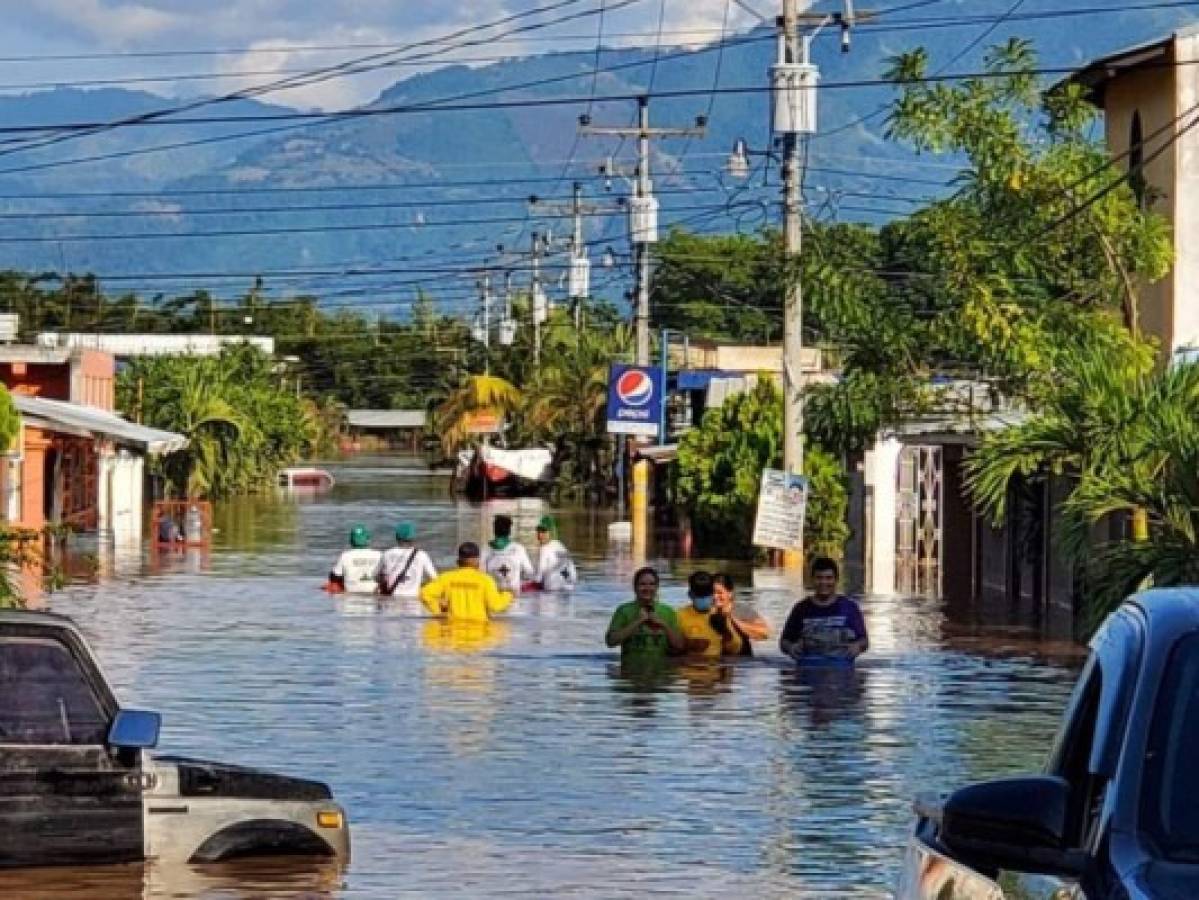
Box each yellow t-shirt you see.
[677,605,743,657]
[420,567,513,622]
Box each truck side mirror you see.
[108,709,161,750]
[941,775,1086,879]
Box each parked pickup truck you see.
[0,609,350,869]
[897,588,1199,900]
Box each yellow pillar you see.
[1132,507,1149,543]
[631,459,650,562]
[783,548,804,573]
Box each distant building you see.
[36,332,275,358]
[0,345,184,540]
[667,340,827,433]
[344,409,427,453]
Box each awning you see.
[636,444,678,464]
[346,409,426,429]
[13,395,188,456]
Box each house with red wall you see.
[0,346,185,540]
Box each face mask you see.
[692,595,714,613]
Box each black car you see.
[899,588,1199,899]
[0,610,350,869]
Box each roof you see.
[1067,26,1199,105]
[345,409,425,429]
[0,346,73,365]
[14,394,187,455]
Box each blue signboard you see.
[606,364,664,437]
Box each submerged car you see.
[898,588,1199,899]
[0,609,350,868]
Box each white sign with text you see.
[752,468,809,551]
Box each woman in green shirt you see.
[605,567,686,664]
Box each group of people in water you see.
[605,557,868,666]
[325,514,576,601]
[325,515,868,666]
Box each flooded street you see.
[8,464,1081,898]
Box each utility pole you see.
[724,0,865,567]
[531,231,545,365]
[782,0,807,492]
[500,270,516,347]
[529,182,620,334]
[479,271,492,353]
[580,97,706,366]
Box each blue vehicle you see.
[898,589,1199,899]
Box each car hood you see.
[154,756,333,802]
[1127,860,1199,900]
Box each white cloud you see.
[0,1,765,109]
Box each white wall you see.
[1174,32,1199,353]
[101,450,144,545]
[864,436,903,596]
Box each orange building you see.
[0,346,184,538]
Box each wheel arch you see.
[188,819,334,863]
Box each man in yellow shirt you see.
[677,571,743,658]
[420,542,513,623]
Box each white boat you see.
[461,445,553,498]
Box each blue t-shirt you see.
[781,595,867,657]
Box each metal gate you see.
[896,445,943,597]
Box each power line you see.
[0,0,632,160]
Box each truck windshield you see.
[1142,632,1199,862]
[0,636,109,744]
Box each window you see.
[0,637,109,745]
[1142,633,1199,861]
[1047,655,1104,846]
[1130,111,1147,209]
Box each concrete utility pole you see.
[580,96,706,366]
[528,182,621,333]
[782,0,807,490]
[478,271,492,354]
[531,231,545,365]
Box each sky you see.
[0,0,761,111]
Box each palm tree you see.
[435,374,522,456]
[523,324,633,494]
[147,363,249,498]
[965,341,1199,629]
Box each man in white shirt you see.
[375,521,437,598]
[327,525,382,594]
[482,514,535,593]
[534,515,577,591]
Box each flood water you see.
[5,463,1083,898]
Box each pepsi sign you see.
[606,364,665,437]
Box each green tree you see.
[118,346,315,498]
[675,379,848,558]
[521,320,633,497]
[965,342,1199,629]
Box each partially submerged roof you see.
[345,409,425,430]
[14,394,187,455]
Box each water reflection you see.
[31,464,1081,898]
[0,857,344,899]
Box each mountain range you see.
[0,1,1194,314]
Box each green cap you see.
[349,524,371,548]
[395,522,416,541]
[536,515,557,533]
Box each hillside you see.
[0,0,1192,308]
